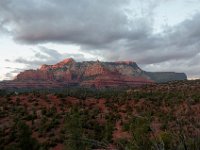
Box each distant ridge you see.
[0,58,187,89]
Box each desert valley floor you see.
[0,80,200,150]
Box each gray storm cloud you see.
[0,0,200,78]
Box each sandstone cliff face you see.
[84,63,109,77]
[81,74,153,88]
[16,70,54,81]
[0,58,187,89]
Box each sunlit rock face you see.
[0,58,187,89]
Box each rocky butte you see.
[0,58,187,89]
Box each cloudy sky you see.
[0,0,200,80]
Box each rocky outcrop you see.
[0,58,187,89]
[40,58,75,71]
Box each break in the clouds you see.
[0,0,200,79]
[7,47,87,68]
